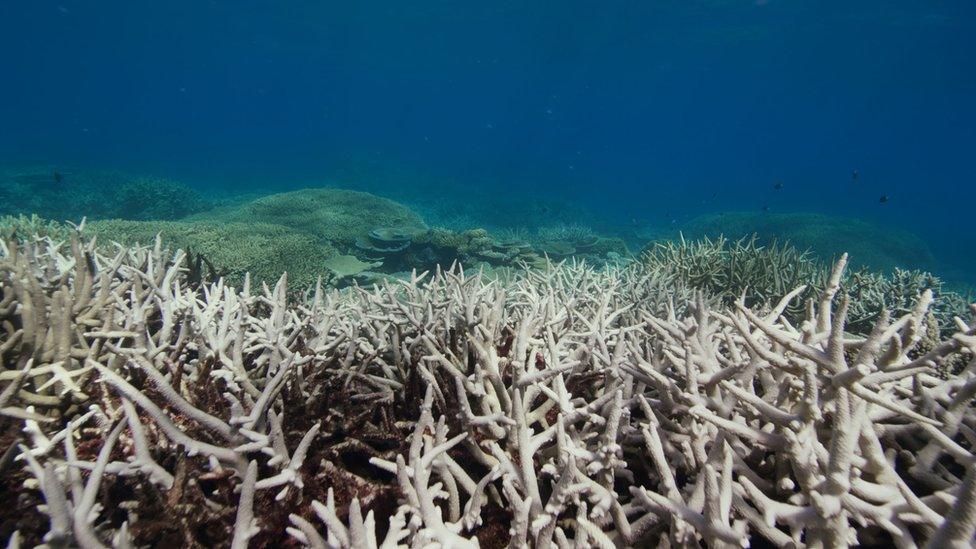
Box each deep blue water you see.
[1,1,974,280]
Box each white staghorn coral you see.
[0,232,974,547]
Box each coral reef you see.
[679,211,937,273]
[194,188,428,251]
[499,224,630,264]
[1,231,975,547]
[642,235,970,339]
[85,219,336,289]
[642,235,829,321]
[409,228,544,270]
[3,181,629,290]
[0,168,209,222]
[534,223,596,243]
[0,215,77,242]
[846,267,973,337]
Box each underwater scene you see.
[1,1,975,547]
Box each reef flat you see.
[0,227,974,547]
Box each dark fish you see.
[773,182,783,190]
[762,205,770,212]
[879,195,889,203]
[852,169,859,181]
[53,171,63,183]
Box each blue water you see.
[2,1,974,281]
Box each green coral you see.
[113,176,208,220]
[679,211,936,272]
[0,215,76,242]
[87,219,336,289]
[845,267,971,337]
[641,234,971,337]
[192,188,427,249]
[0,168,208,222]
[642,235,826,318]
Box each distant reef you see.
[0,167,210,221]
[185,188,429,249]
[0,187,627,289]
[676,211,937,273]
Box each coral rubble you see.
[1,229,975,548]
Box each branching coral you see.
[678,211,938,273]
[0,231,974,547]
[85,219,338,289]
[641,234,829,315]
[642,234,970,339]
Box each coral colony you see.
[1,227,976,548]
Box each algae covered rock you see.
[194,188,428,249]
[87,219,336,289]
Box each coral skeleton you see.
[0,230,974,547]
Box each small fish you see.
[773,181,783,190]
[53,171,63,184]
[852,169,859,181]
[762,205,770,212]
[879,195,889,204]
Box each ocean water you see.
[1,1,974,285]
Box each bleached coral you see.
[0,231,974,547]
